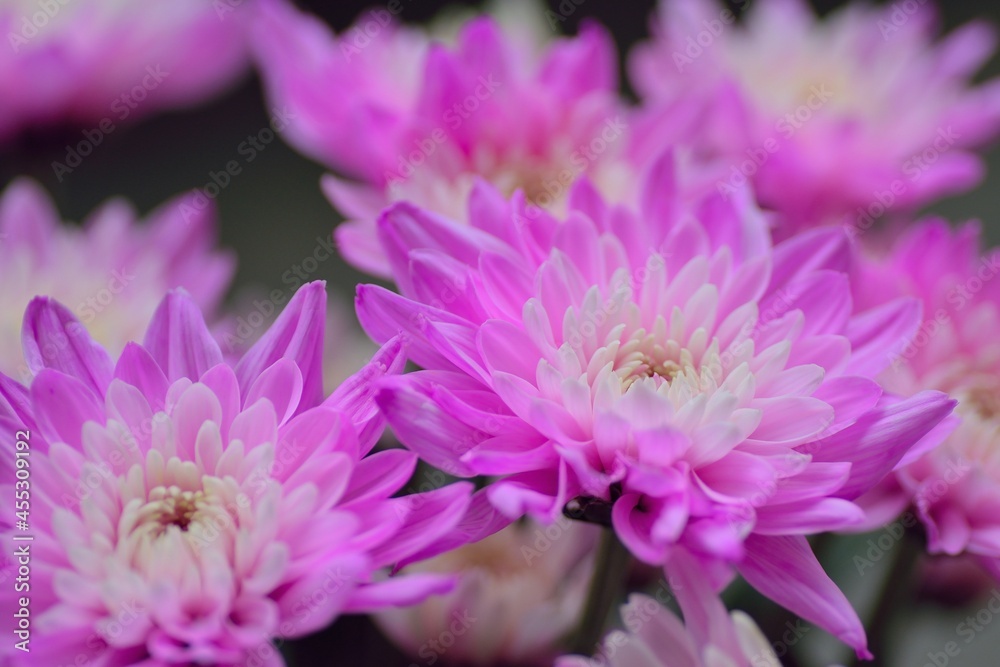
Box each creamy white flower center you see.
[136,486,212,535]
[612,320,723,395]
[966,387,1000,421]
[616,337,689,390]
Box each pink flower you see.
[556,592,783,667]
[851,220,1000,566]
[354,153,956,658]
[252,0,628,276]
[0,0,250,140]
[0,282,472,666]
[629,0,1000,237]
[0,178,235,384]
[375,516,598,666]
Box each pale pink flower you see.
[252,0,629,276]
[630,0,1000,237]
[557,592,783,667]
[0,282,472,666]
[0,178,235,384]
[0,0,250,140]
[375,517,598,666]
[851,220,1000,567]
[354,151,956,658]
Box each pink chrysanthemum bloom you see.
[851,220,1000,567]
[629,0,1000,236]
[0,0,250,140]
[0,178,235,384]
[375,516,598,666]
[0,282,471,666]
[355,152,956,658]
[253,0,628,276]
[557,591,783,667]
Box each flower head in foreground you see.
[557,593,782,667]
[851,220,1000,566]
[0,178,235,384]
[0,282,471,667]
[355,152,956,658]
[253,0,628,276]
[0,0,250,140]
[375,516,598,666]
[629,0,1000,236]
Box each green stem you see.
[571,528,633,655]
[854,529,921,666]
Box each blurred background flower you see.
[0,178,234,383]
[374,518,598,666]
[0,0,251,141]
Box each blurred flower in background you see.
[0,0,251,141]
[375,517,598,666]
[630,0,1000,237]
[852,220,1000,574]
[557,593,783,667]
[253,0,629,276]
[0,178,235,384]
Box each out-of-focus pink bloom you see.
[852,220,1000,567]
[253,0,628,276]
[375,516,598,666]
[0,282,472,667]
[0,0,251,140]
[557,592,783,667]
[354,151,956,658]
[629,0,1000,237]
[0,178,235,384]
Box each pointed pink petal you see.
[236,281,326,412]
[325,336,405,455]
[396,488,514,568]
[814,391,956,500]
[738,535,870,659]
[245,358,303,427]
[31,369,104,449]
[143,291,223,382]
[113,343,169,410]
[846,298,921,376]
[343,574,456,613]
[371,482,473,567]
[22,297,112,393]
[342,449,418,505]
[273,408,354,482]
[374,376,481,478]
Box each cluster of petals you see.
[355,151,956,657]
[0,0,251,140]
[0,178,234,383]
[0,282,471,666]
[629,0,1000,236]
[252,0,627,276]
[851,220,1000,567]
